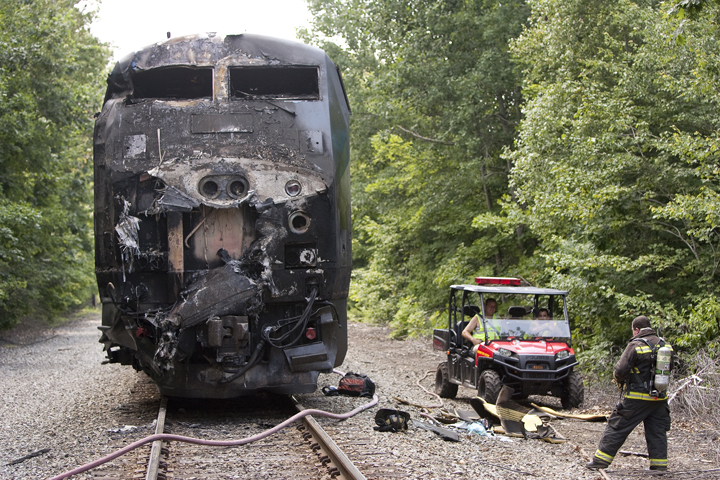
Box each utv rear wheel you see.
[478,370,502,404]
[561,371,585,409]
[435,362,458,398]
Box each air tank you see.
[654,345,672,392]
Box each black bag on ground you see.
[323,372,375,398]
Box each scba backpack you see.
[636,337,673,395]
[323,372,376,398]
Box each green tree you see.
[500,0,720,358]
[302,0,531,336]
[0,0,109,327]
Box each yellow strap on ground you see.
[530,403,609,421]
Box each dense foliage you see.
[305,0,720,363]
[503,0,720,360]
[301,0,533,336]
[0,0,108,327]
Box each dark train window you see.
[229,66,319,100]
[132,66,213,99]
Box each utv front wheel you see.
[478,370,502,404]
[435,362,458,398]
[561,371,585,409]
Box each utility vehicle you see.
[433,277,584,408]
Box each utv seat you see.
[508,306,527,318]
[454,320,470,348]
[464,305,481,318]
[452,305,479,347]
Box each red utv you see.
[433,277,584,409]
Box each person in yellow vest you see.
[462,298,502,353]
[586,315,673,471]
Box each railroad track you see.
[129,394,369,480]
[50,373,384,480]
[315,420,412,480]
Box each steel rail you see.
[145,396,168,480]
[50,392,376,480]
[292,395,367,480]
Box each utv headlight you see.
[556,350,569,360]
[497,348,515,357]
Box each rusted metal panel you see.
[167,211,184,296]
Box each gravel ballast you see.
[1,313,717,479]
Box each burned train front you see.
[93,34,351,398]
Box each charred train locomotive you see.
[94,34,351,398]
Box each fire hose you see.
[49,389,377,480]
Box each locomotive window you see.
[229,66,319,100]
[132,66,213,99]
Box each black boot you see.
[586,460,609,470]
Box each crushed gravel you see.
[1,313,718,479]
[0,314,139,479]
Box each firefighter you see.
[586,315,673,471]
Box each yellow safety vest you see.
[470,315,500,341]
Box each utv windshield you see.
[483,318,571,339]
[471,291,571,340]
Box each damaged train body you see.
[94,34,351,398]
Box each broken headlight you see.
[288,211,311,234]
[227,178,248,198]
[285,180,302,197]
[198,175,250,200]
